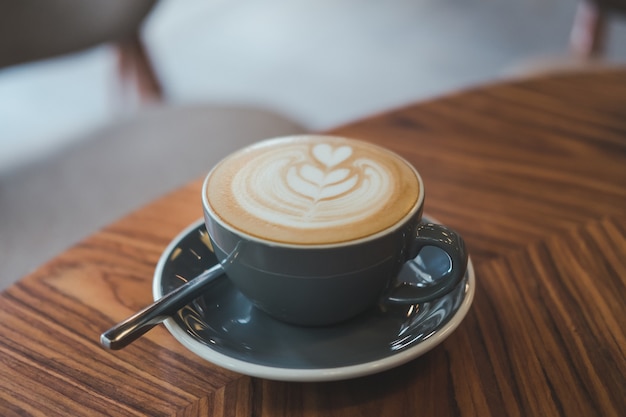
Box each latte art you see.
[231,143,391,229]
[205,135,421,245]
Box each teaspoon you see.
[100,263,225,350]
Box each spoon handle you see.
[100,263,225,350]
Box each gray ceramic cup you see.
[202,135,468,326]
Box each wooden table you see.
[1,69,624,416]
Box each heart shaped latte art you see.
[230,141,392,229]
[312,144,352,167]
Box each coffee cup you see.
[202,134,468,326]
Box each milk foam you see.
[231,142,391,229]
[206,136,420,245]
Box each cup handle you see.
[385,223,468,304]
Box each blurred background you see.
[1,0,625,288]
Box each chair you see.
[0,0,162,101]
[0,1,306,288]
[570,0,626,58]
[504,0,625,77]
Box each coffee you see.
[202,134,467,326]
[205,135,420,245]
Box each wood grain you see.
[332,69,626,261]
[1,69,625,416]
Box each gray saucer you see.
[153,217,475,382]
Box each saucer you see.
[153,217,475,382]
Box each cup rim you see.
[201,134,425,249]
